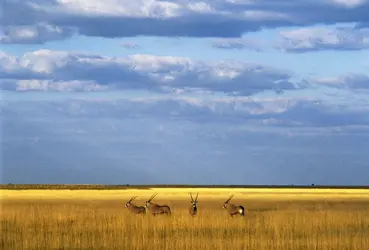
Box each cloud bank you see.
[2,47,368,184]
[0,49,305,95]
[1,50,368,95]
[2,96,369,185]
[2,0,369,43]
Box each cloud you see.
[313,74,369,89]
[4,93,369,129]
[2,95,369,184]
[2,0,369,43]
[212,38,265,51]
[120,42,140,49]
[275,26,369,52]
[329,0,369,8]
[127,96,369,128]
[10,79,108,92]
[0,23,75,44]
[0,49,303,95]
[2,49,367,95]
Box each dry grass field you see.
[1,187,369,249]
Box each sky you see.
[1,0,369,185]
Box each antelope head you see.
[190,192,198,207]
[125,196,137,207]
[223,194,234,209]
[145,193,157,208]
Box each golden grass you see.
[3,188,369,200]
[1,188,369,249]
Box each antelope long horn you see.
[225,194,234,203]
[195,192,198,202]
[189,192,193,201]
[130,196,137,202]
[148,193,157,202]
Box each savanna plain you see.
[1,186,369,250]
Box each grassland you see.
[1,187,369,249]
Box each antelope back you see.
[148,202,160,210]
[148,202,163,212]
[128,203,146,214]
[149,202,171,215]
[227,203,239,212]
[159,204,171,213]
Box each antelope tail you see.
[239,206,245,216]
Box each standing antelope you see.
[145,193,171,216]
[222,194,245,217]
[189,192,198,216]
[125,196,146,215]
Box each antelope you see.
[189,192,198,216]
[222,194,245,217]
[145,193,171,216]
[125,196,146,215]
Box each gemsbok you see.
[222,194,245,217]
[145,193,171,216]
[125,196,146,215]
[189,192,198,216]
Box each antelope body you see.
[145,193,171,216]
[125,196,146,215]
[223,194,245,217]
[189,192,198,216]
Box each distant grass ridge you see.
[2,184,369,190]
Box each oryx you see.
[145,193,171,216]
[125,196,146,215]
[189,192,198,216]
[222,194,245,217]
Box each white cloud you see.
[187,2,214,13]
[243,10,289,21]
[120,42,140,49]
[212,38,265,51]
[0,52,20,71]
[313,74,369,89]
[328,0,369,8]
[53,0,183,18]
[0,49,302,95]
[275,26,369,52]
[15,79,107,92]
[5,91,369,129]
[0,23,74,44]
[1,49,366,96]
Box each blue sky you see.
[1,0,369,185]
